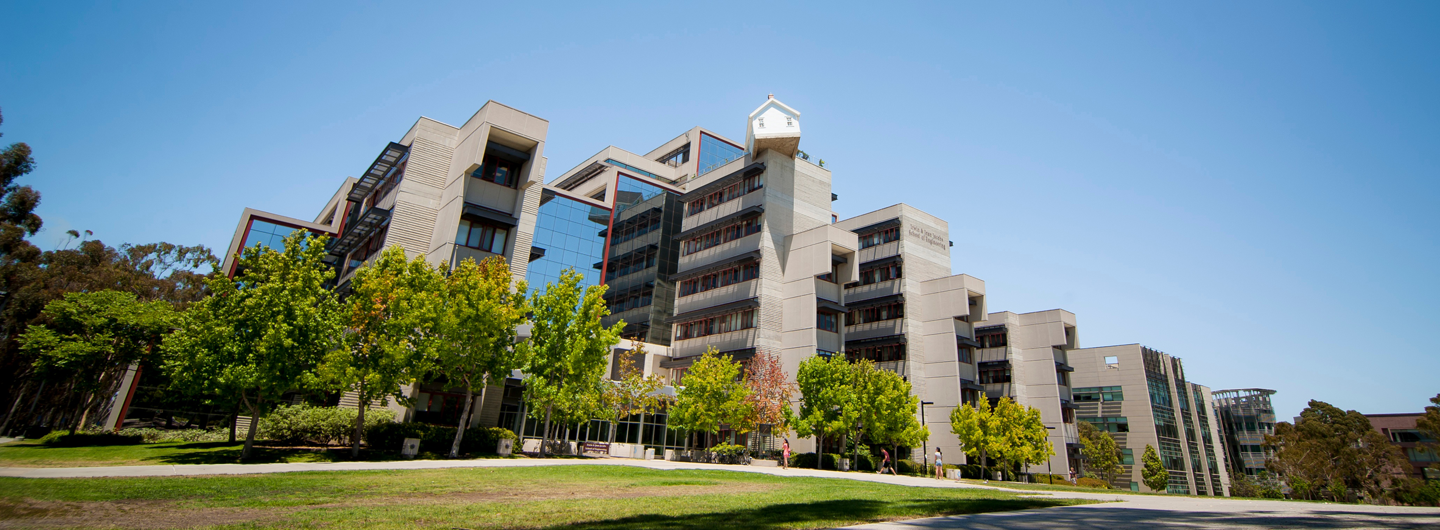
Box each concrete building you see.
[965,310,1082,477]
[1212,388,1277,478]
[1070,345,1231,496]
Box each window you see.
[975,332,1007,348]
[697,133,745,176]
[957,347,973,364]
[604,248,658,282]
[847,343,905,363]
[858,227,900,249]
[847,301,904,325]
[817,312,838,332]
[473,154,521,188]
[678,262,759,296]
[681,216,762,255]
[609,214,661,246]
[1074,386,1124,402]
[244,220,306,252]
[1391,429,1437,444]
[455,219,508,254]
[659,145,691,168]
[979,364,1011,384]
[786,117,793,127]
[685,173,764,216]
[525,190,609,290]
[674,309,756,340]
[758,117,764,128]
[606,288,653,315]
[1104,355,1119,366]
[1407,447,1440,463]
[1080,416,1129,433]
[854,262,902,286]
[1121,448,1135,465]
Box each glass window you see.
[854,263,902,287]
[817,312,837,332]
[697,133,745,176]
[957,347,973,364]
[244,219,309,253]
[679,262,759,297]
[1121,448,1135,465]
[525,190,610,290]
[455,219,508,254]
[1074,386,1124,402]
[684,173,764,216]
[681,216,762,255]
[674,309,756,340]
[847,344,905,363]
[978,364,1011,384]
[472,154,521,188]
[858,227,900,249]
[847,302,905,325]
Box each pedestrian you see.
[934,448,944,479]
[877,447,892,475]
[781,439,790,470]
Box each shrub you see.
[711,443,744,456]
[111,427,231,444]
[896,459,922,476]
[259,404,394,446]
[1076,477,1112,489]
[1034,473,1072,485]
[849,452,876,471]
[365,422,516,456]
[38,431,143,447]
[788,452,844,470]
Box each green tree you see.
[794,354,853,470]
[434,256,528,457]
[1266,399,1409,502]
[617,342,664,446]
[17,291,175,432]
[162,231,340,460]
[860,364,928,471]
[1142,444,1168,492]
[951,397,998,474]
[524,269,622,457]
[672,347,750,451]
[1079,421,1123,485]
[319,246,444,457]
[989,397,1050,480]
[1417,394,1440,444]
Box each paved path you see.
[3,458,1438,529]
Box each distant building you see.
[1365,413,1439,480]
[1212,388,1278,479]
[1069,345,1231,496]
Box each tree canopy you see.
[1079,421,1123,485]
[161,231,339,459]
[672,347,750,449]
[1265,399,1409,501]
[524,269,621,457]
[1141,444,1168,492]
[794,354,853,469]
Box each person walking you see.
[934,448,944,479]
[781,439,790,470]
[877,447,892,475]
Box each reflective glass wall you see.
[697,132,745,175]
[244,219,307,252]
[602,175,683,345]
[527,189,610,291]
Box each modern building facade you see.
[1070,344,1231,496]
[1212,388,1277,478]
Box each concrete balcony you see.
[845,319,904,342]
[1061,423,1079,446]
[817,330,841,352]
[680,188,765,233]
[669,328,757,359]
[815,278,841,304]
[953,320,974,340]
[678,232,762,271]
[846,278,902,302]
[673,280,759,316]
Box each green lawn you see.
[0,440,504,467]
[0,465,1091,529]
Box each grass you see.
[0,464,1093,529]
[0,439,509,467]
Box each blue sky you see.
[3,2,1436,420]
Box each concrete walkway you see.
[3,458,1439,529]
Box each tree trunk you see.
[228,413,237,443]
[450,383,474,458]
[636,411,645,446]
[1,382,30,436]
[539,404,552,458]
[352,398,367,459]
[241,392,261,461]
[818,433,824,470]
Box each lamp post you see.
[1046,426,1056,483]
[920,401,934,476]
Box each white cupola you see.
[745,94,801,157]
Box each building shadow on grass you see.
[844,505,1440,529]
[540,498,1069,530]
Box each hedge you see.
[366,422,516,455]
[259,404,395,447]
[38,431,143,447]
[788,452,842,470]
[1076,477,1113,489]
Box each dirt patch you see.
[0,499,292,529]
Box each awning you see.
[853,217,900,235]
[673,205,764,241]
[1056,362,1075,373]
[528,246,546,262]
[669,251,760,282]
[846,293,903,310]
[962,380,986,392]
[462,203,519,227]
[957,336,981,348]
[348,143,409,202]
[975,324,1007,335]
[660,348,757,369]
[667,297,759,323]
[328,202,392,257]
[978,359,1011,367]
[678,161,765,202]
[846,334,907,349]
[859,255,903,269]
[817,299,847,313]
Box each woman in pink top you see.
[781,439,790,469]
